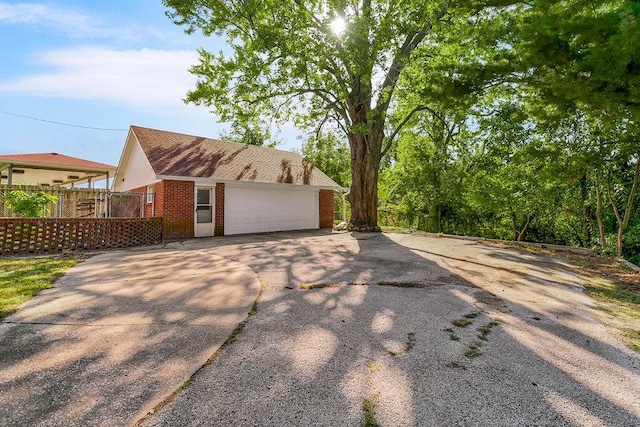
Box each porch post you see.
[7,165,12,185]
[105,173,110,218]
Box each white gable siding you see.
[113,135,158,192]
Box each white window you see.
[146,185,154,204]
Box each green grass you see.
[584,284,640,319]
[626,330,640,352]
[0,256,78,319]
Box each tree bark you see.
[579,174,591,247]
[517,214,533,242]
[613,158,640,255]
[348,131,381,231]
[594,174,607,250]
[605,158,640,255]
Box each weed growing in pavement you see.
[361,392,380,427]
[445,361,467,370]
[389,332,416,356]
[464,312,481,319]
[361,361,381,426]
[465,344,482,358]
[367,360,380,373]
[452,318,472,327]
[478,320,501,341]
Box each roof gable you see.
[129,126,341,188]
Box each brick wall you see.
[319,189,334,228]
[162,180,195,239]
[130,182,161,217]
[215,183,225,236]
[129,180,194,239]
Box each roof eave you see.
[0,161,115,174]
[155,174,342,190]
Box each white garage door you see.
[224,186,319,235]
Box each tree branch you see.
[621,154,640,232]
[374,5,449,117]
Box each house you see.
[113,126,341,239]
[0,153,116,188]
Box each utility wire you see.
[0,110,128,131]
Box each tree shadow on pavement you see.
[144,230,640,426]
[0,248,260,427]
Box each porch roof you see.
[0,153,117,187]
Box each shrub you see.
[5,190,58,217]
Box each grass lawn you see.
[0,256,79,319]
[562,253,640,353]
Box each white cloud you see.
[0,2,177,42]
[0,46,200,109]
[0,2,85,25]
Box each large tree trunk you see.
[348,131,381,231]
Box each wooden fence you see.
[0,185,144,218]
[0,217,162,256]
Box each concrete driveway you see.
[0,249,261,427]
[142,230,640,426]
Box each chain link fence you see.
[0,185,145,218]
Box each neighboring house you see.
[0,153,116,188]
[113,126,341,239]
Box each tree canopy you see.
[164,0,518,230]
[165,0,640,262]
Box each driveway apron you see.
[0,248,261,427]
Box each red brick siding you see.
[161,180,195,239]
[319,189,334,228]
[215,183,225,236]
[129,182,162,217]
[128,180,194,239]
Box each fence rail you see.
[0,217,162,256]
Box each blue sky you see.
[0,1,302,167]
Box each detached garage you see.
[113,126,340,239]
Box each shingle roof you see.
[130,126,341,188]
[0,153,115,171]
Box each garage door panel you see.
[225,187,318,235]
